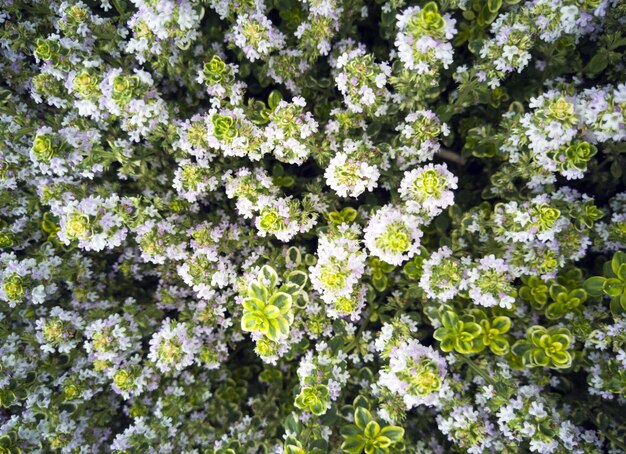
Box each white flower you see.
[325,152,380,198]
[364,205,423,265]
[378,339,447,409]
[464,255,516,309]
[399,163,458,219]
[148,319,199,374]
[310,231,367,303]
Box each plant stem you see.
[345,317,370,353]
[456,354,498,387]
[438,149,467,166]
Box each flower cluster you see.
[2,0,626,452]
[395,3,456,76]
[334,47,392,116]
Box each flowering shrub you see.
[2,0,626,452]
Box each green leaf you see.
[584,276,606,297]
[550,351,572,368]
[381,262,395,273]
[269,292,292,313]
[491,316,511,333]
[287,271,308,290]
[549,284,566,300]
[550,327,571,338]
[545,303,563,320]
[364,420,380,439]
[341,436,366,454]
[270,317,289,337]
[284,413,300,435]
[248,281,269,301]
[585,52,609,75]
[259,265,279,289]
[532,350,550,367]
[612,252,626,278]
[456,339,474,354]
[281,282,302,297]
[478,3,498,25]
[619,263,626,282]
[0,390,16,407]
[372,275,387,292]
[441,311,459,329]
[310,399,326,416]
[439,335,455,352]
[609,35,626,50]
[487,0,502,13]
[242,297,264,313]
[610,296,626,317]
[432,327,446,342]
[241,313,260,332]
[379,426,404,443]
[462,321,482,337]
[264,305,280,319]
[277,176,295,187]
[341,207,358,222]
[268,90,283,110]
[403,261,419,279]
[570,289,587,303]
[285,445,305,454]
[603,278,624,297]
[329,212,343,224]
[265,319,280,340]
[489,337,509,355]
[471,335,486,353]
[340,424,361,437]
[353,395,370,409]
[373,436,391,449]
[286,247,301,266]
[511,340,530,357]
[422,1,438,14]
[550,334,572,348]
[111,0,127,14]
[610,160,623,179]
[354,407,372,430]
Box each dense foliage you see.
[1,0,626,452]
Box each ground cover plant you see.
[1,0,626,452]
